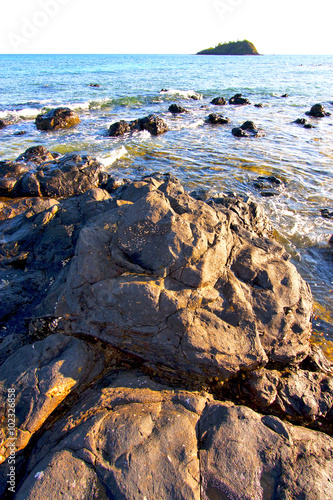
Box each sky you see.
[1,0,333,55]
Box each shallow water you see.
[1,54,333,353]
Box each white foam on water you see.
[97,146,127,168]
[0,108,43,119]
[160,89,203,100]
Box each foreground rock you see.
[0,333,107,464]
[0,149,107,198]
[0,188,113,332]
[34,174,314,385]
[2,371,332,500]
[1,172,332,499]
[35,107,80,131]
[108,114,168,136]
[294,117,316,129]
[306,103,331,118]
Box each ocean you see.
[0,53,333,353]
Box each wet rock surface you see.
[108,114,168,136]
[1,170,332,500]
[0,120,10,130]
[35,107,80,131]
[253,175,284,197]
[0,149,108,199]
[306,103,331,118]
[229,93,251,105]
[206,113,230,125]
[210,97,226,106]
[169,104,188,114]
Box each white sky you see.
[1,0,333,55]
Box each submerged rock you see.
[35,107,80,131]
[168,104,188,114]
[254,103,263,108]
[108,114,168,137]
[306,103,331,118]
[207,113,230,125]
[210,97,226,106]
[253,175,284,197]
[229,93,251,105]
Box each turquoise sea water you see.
[1,54,333,347]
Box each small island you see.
[197,39,259,55]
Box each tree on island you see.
[197,39,259,55]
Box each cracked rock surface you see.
[1,168,332,500]
[50,174,313,383]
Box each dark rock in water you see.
[108,120,132,137]
[0,119,10,130]
[37,174,313,383]
[229,93,251,105]
[233,122,264,137]
[207,113,230,125]
[210,97,226,106]
[160,88,168,92]
[108,114,168,137]
[89,83,100,87]
[16,145,56,165]
[320,208,333,219]
[189,93,201,100]
[254,103,263,108]
[281,93,289,97]
[294,118,316,129]
[35,107,80,131]
[13,130,27,136]
[241,120,257,131]
[253,175,283,197]
[306,103,331,118]
[137,114,168,135]
[232,127,249,137]
[168,103,188,114]
[294,118,307,125]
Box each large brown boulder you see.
[44,174,313,385]
[35,107,80,131]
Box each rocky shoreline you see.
[0,144,332,499]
